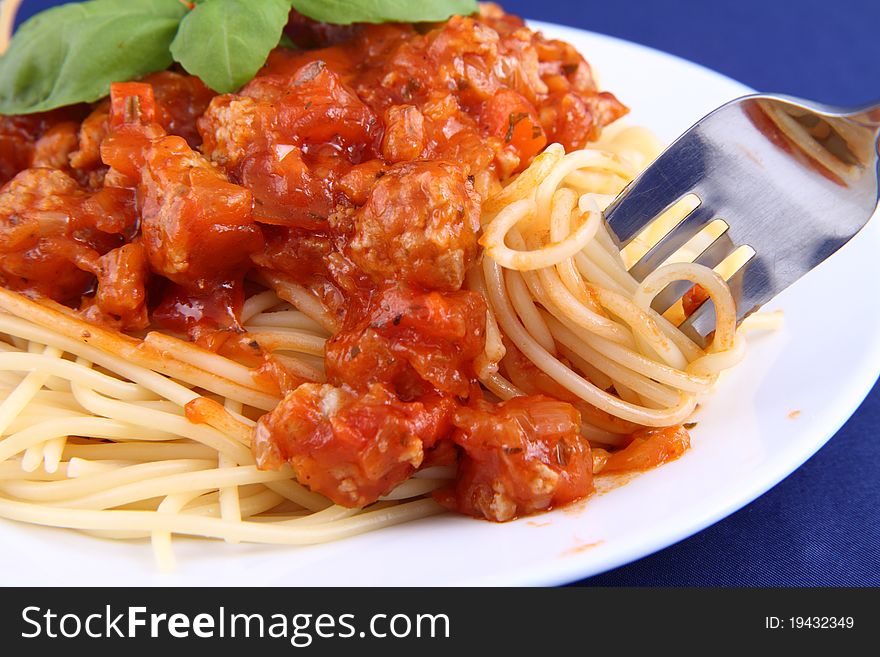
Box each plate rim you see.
[492,21,880,586]
[1,21,878,588]
[477,19,880,586]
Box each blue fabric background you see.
[13,0,880,586]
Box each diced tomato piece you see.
[682,284,710,317]
[482,89,547,168]
[99,125,159,181]
[602,425,691,473]
[109,82,158,128]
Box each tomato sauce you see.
[602,426,690,473]
[0,6,681,521]
[439,396,593,521]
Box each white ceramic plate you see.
[2,23,879,587]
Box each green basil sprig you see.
[0,0,478,114]
[292,0,482,25]
[0,0,187,115]
[170,0,292,95]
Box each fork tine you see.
[628,203,718,281]
[681,254,754,346]
[650,282,694,317]
[604,138,706,245]
[728,255,777,323]
[648,230,736,315]
[607,93,880,345]
[692,228,736,271]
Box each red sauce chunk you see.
[0,6,637,521]
[339,161,481,291]
[681,284,710,318]
[438,396,593,521]
[324,286,487,399]
[255,383,456,506]
[137,135,261,288]
[602,425,690,473]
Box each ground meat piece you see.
[0,110,84,185]
[341,161,481,291]
[325,286,487,399]
[440,396,592,521]
[425,16,506,106]
[0,168,100,303]
[255,383,456,507]
[138,135,263,288]
[69,103,110,172]
[197,94,263,169]
[32,122,80,171]
[381,105,426,162]
[0,174,73,265]
[92,242,150,329]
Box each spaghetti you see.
[0,0,21,55]
[0,124,744,567]
[0,4,748,567]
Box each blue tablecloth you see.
[508,0,880,587]
[14,0,880,586]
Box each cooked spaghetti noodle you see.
[0,123,744,567]
[0,4,748,568]
[0,0,21,55]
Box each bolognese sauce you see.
[0,5,696,523]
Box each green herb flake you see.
[505,111,529,143]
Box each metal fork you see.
[604,94,880,346]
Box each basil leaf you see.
[290,0,479,25]
[170,0,291,94]
[0,0,187,115]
